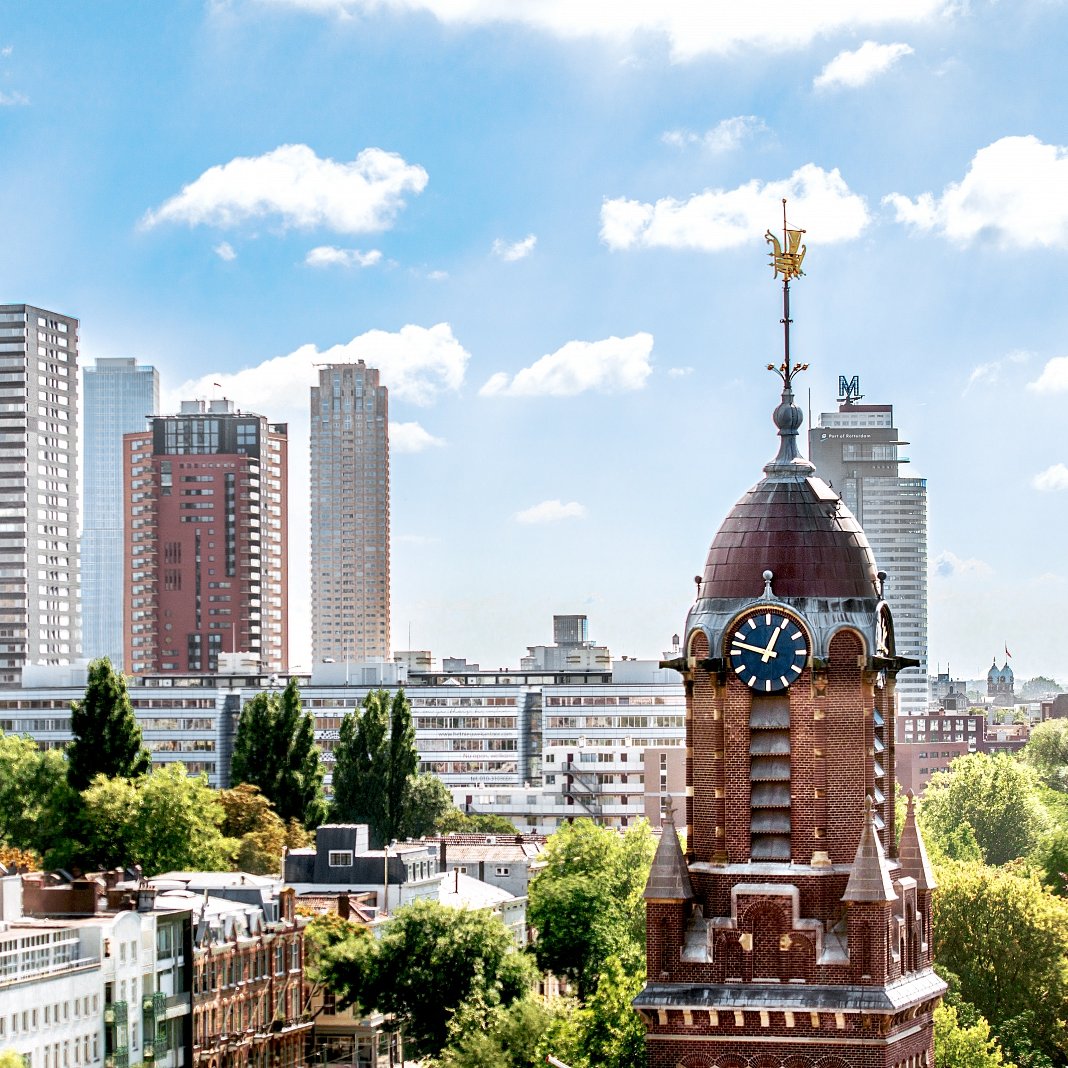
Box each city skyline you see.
[4,5,1068,678]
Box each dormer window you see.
[328,850,353,867]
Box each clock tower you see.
[636,206,944,1068]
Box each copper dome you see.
[700,473,879,601]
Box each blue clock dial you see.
[727,610,808,692]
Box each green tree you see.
[67,658,150,790]
[439,810,520,835]
[1024,720,1068,790]
[934,1003,1011,1068]
[1022,677,1063,699]
[528,819,655,998]
[331,689,421,847]
[574,955,646,1068]
[386,688,418,841]
[922,753,1046,865]
[402,772,455,839]
[320,898,536,1057]
[231,679,327,828]
[934,861,1068,1061]
[0,731,74,856]
[218,783,288,876]
[79,764,229,875]
[1,1050,28,1068]
[441,994,583,1068]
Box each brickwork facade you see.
[638,376,943,1067]
[191,891,310,1068]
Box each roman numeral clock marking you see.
[726,608,808,693]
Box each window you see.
[494,866,510,877]
[328,850,353,867]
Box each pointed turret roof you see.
[897,790,937,892]
[644,802,694,902]
[842,797,897,903]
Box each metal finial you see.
[763,570,774,598]
[765,199,808,392]
[763,201,815,477]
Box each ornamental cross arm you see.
[765,227,806,280]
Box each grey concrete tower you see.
[0,304,81,683]
[310,362,390,665]
[809,384,928,714]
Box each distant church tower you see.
[987,658,1015,704]
[637,207,944,1068]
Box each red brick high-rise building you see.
[123,399,288,676]
[637,225,943,1067]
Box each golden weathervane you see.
[765,198,806,281]
[765,199,809,388]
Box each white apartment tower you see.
[310,362,390,664]
[82,358,159,668]
[809,379,928,714]
[0,304,81,684]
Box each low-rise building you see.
[431,834,545,900]
[895,709,1031,793]
[0,867,193,1068]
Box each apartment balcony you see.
[104,1000,128,1027]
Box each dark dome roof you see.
[701,473,879,600]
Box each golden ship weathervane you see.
[765,198,809,389]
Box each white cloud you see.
[1,46,12,58]
[142,144,427,233]
[965,348,1029,391]
[515,499,587,524]
[813,41,913,90]
[601,164,869,251]
[0,91,28,106]
[1028,356,1068,393]
[668,366,694,378]
[257,0,951,61]
[932,550,993,579]
[480,333,653,398]
[884,136,1068,248]
[390,421,445,453]
[1033,464,1068,492]
[662,116,769,152]
[491,234,537,261]
[168,322,469,419]
[214,241,237,261]
[426,269,449,281]
[305,245,383,268]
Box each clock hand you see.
[761,623,785,663]
[731,640,777,658]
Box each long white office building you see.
[3,619,685,829]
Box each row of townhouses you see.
[0,828,537,1067]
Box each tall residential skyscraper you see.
[809,378,929,714]
[123,399,288,676]
[310,361,390,664]
[82,358,159,668]
[0,304,81,685]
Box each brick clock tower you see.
[637,210,945,1068]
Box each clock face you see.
[727,609,808,692]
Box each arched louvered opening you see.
[750,694,791,860]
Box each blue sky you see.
[3,1,1068,681]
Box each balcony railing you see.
[104,1000,128,1028]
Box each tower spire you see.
[764,201,814,476]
